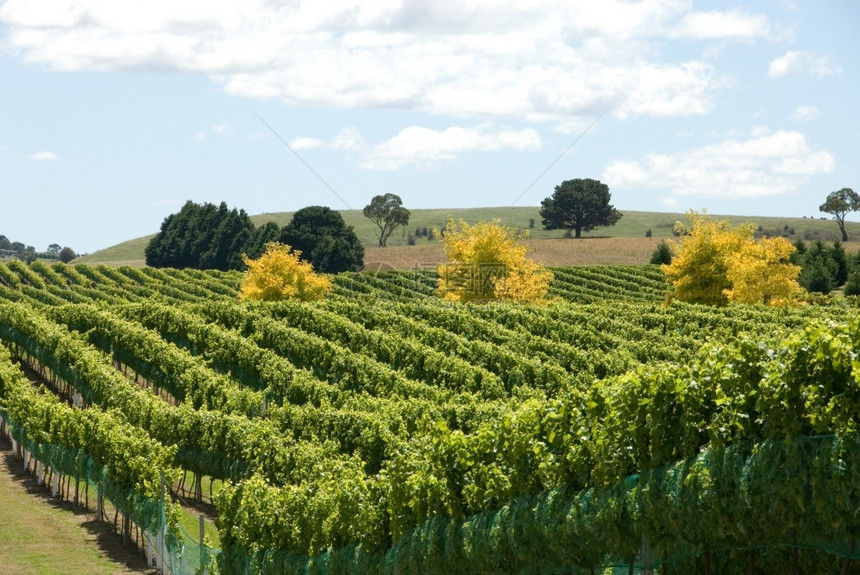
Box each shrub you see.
[437,218,552,304]
[650,241,671,265]
[662,211,802,306]
[239,242,331,302]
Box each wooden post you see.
[123,514,132,545]
[641,535,652,575]
[96,485,104,521]
[146,531,155,568]
[157,471,165,572]
[194,472,203,502]
[200,514,207,575]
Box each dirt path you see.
[0,435,156,575]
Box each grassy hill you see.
[76,207,860,268]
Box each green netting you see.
[217,434,860,575]
[5,411,860,574]
[170,521,221,575]
[0,411,220,575]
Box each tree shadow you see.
[0,436,157,574]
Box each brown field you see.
[363,238,662,270]
[364,236,850,270]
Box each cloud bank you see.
[0,0,780,124]
[603,128,835,199]
[767,50,841,78]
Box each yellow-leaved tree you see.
[662,211,803,306]
[437,218,553,304]
[723,236,804,305]
[239,242,331,302]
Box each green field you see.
[76,207,860,267]
[2,259,860,573]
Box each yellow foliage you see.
[724,236,803,305]
[437,218,552,304]
[239,242,331,302]
[662,211,802,307]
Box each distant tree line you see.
[0,236,76,263]
[145,201,364,273]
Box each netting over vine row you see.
[218,434,860,575]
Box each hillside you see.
[75,207,860,267]
[2,262,860,573]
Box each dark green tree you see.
[145,200,255,270]
[540,178,622,238]
[199,205,254,270]
[796,239,847,292]
[363,193,410,247]
[830,240,849,286]
[844,271,860,296]
[57,247,77,263]
[789,239,806,266]
[280,206,364,273]
[245,221,284,260]
[819,187,860,242]
[799,244,836,294]
[650,241,672,265]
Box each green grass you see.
[75,235,154,267]
[0,449,152,574]
[75,207,860,266]
[177,506,220,548]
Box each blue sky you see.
[1,0,857,254]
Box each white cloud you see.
[0,1,777,124]
[672,9,774,40]
[289,137,325,151]
[791,105,822,121]
[331,127,364,151]
[767,51,841,78]
[603,128,835,200]
[289,127,365,151]
[361,124,541,170]
[27,151,57,161]
[195,122,230,141]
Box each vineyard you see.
[1,260,860,574]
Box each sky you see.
[0,0,858,254]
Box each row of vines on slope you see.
[1,260,860,574]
